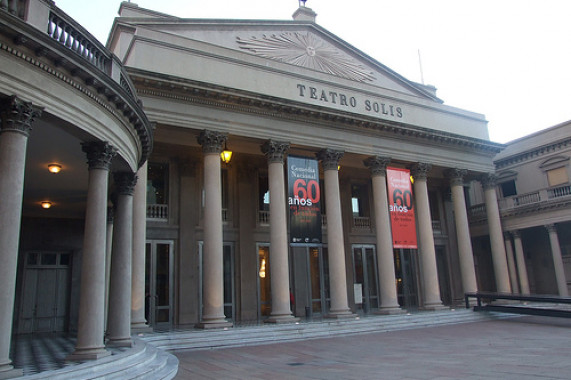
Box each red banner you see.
[386,167,417,249]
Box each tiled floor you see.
[10,333,77,375]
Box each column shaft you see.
[503,234,520,293]
[107,172,137,347]
[448,171,478,294]
[131,162,151,331]
[482,175,511,293]
[512,231,530,294]
[197,131,231,328]
[546,225,568,296]
[412,164,443,309]
[318,149,354,318]
[365,157,401,313]
[68,142,116,361]
[263,141,297,323]
[0,97,40,376]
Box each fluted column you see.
[131,162,151,332]
[545,224,568,296]
[317,149,354,318]
[68,142,116,361]
[262,140,298,323]
[512,231,530,294]
[503,232,520,293]
[481,174,511,293]
[364,156,402,314]
[411,163,444,309]
[0,96,41,377]
[197,130,232,328]
[107,172,137,347]
[445,169,478,295]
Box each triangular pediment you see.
[111,5,440,102]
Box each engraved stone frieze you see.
[237,32,375,83]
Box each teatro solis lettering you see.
[296,83,403,118]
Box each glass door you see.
[394,249,419,309]
[352,245,379,313]
[257,244,271,318]
[290,246,330,318]
[145,241,174,327]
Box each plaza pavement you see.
[173,315,571,379]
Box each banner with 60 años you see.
[288,156,322,245]
[386,167,417,249]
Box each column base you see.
[66,347,111,362]
[195,320,233,330]
[106,336,133,348]
[265,314,300,324]
[131,322,154,334]
[325,310,357,320]
[420,302,449,311]
[375,306,406,315]
[0,367,22,380]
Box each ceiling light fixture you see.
[48,163,62,174]
[41,201,52,209]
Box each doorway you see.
[19,251,71,333]
[394,249,419,309]
[145,241,174,327]
[352,245,379,313]
[290,246,330,318]
[257,244,271,318]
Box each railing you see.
[548,184,571,199]
[465,292,571,318]
[470,184,571,220]
[353,216,371,229]
[47,11,109,71]
[0,0,26,18]
[432,220,442,233]
[258,210,270,225]
[147,204,168,221]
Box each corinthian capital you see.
[261,140,290,163]
[114,171,138,196]
[197,130,226,154]
[480,173,497,190]
[444,168,468,187]
[82,141,117,170]
[0,95,43,136]
[364,156,391,176]
[317,148,344,170]
[410,162,432,181]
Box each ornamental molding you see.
[364,156,391,176]
[237,32,375,83]
[132,76,503,155]
[261,139,290,163]
[495,137,571,169]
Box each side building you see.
[469,121,571,296]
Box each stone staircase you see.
[17,338,178,380]
[141,308,510,352]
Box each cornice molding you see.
[495,137,571,169]
[131,75,503,156]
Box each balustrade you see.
[147,204,168,221]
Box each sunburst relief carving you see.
[237,32,375,83]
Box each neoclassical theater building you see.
[2,0,568,376]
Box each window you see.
[259,172,269,212]
[547,167,569,187]
[351,184,368,217]
[499,180,517,197]
[147,162,169,204]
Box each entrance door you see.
[394,249,419,308]
[199,242,235,321]
[352,245,379,313]
[290,246,330,318]
[257,244,271,318]
[19,252,71,333]
[145,241,174,327]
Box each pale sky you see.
[54,0,571,143]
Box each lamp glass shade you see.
[220,149,232,164]
[48,164,62,174]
